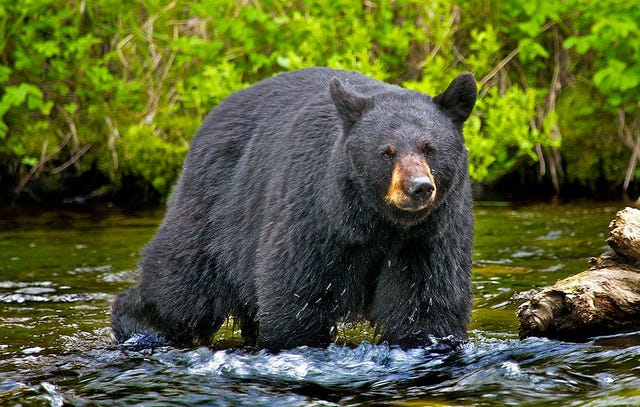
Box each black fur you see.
[111,68,477,351]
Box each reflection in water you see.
[1,203,639,405]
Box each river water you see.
[1,202,639,406]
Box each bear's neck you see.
[321,144,379,244]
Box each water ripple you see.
[0,280,110,303]
[2,333,640,406]
[0,292,110,303]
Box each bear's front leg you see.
[252,248,338,350]
[369,247,472,347]
[256,299,334,351]
[251,210,342,351]
[254,274,337,351]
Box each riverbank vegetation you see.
[1,0,638,203]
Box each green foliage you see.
[563,2,640,111]
[0,83,53,140]
[121,123,188,196]
[1,0,639,200]
[557,85,625,186]
[465,86,541,182]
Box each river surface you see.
[1,202,640,406]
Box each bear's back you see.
[180,68,393,206]
[200,67,390,139]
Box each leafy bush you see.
[1,0,638,202]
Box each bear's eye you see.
[423,146,436,158]
[417,140,435,158]
[381,147,396,161]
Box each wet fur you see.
[111,68,477,351]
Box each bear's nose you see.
[406,177,434,199]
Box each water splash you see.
[187,341,436,387]
[3,331,640,406]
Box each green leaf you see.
[619,75,639,91]
[34,41,61,58]
[0,121,7,139]
[276,55,291,69]
[0,84,39,116]
[518,19,542,37]
[0,65,11,83]
[63,103,78,114]
[21,157,38,166]
[563,36,592,55]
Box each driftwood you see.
[517,207,640,340]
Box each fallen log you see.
[517,207,640,340]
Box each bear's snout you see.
[407,177,434,200]
[385,156,437,212]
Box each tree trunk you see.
[517,207,640,340]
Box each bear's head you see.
[329,73,477,227]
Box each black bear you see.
[112,67,477,351]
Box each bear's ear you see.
[433,73,477,124]
[329,77,373,128]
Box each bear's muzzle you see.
[385,155,437,212]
